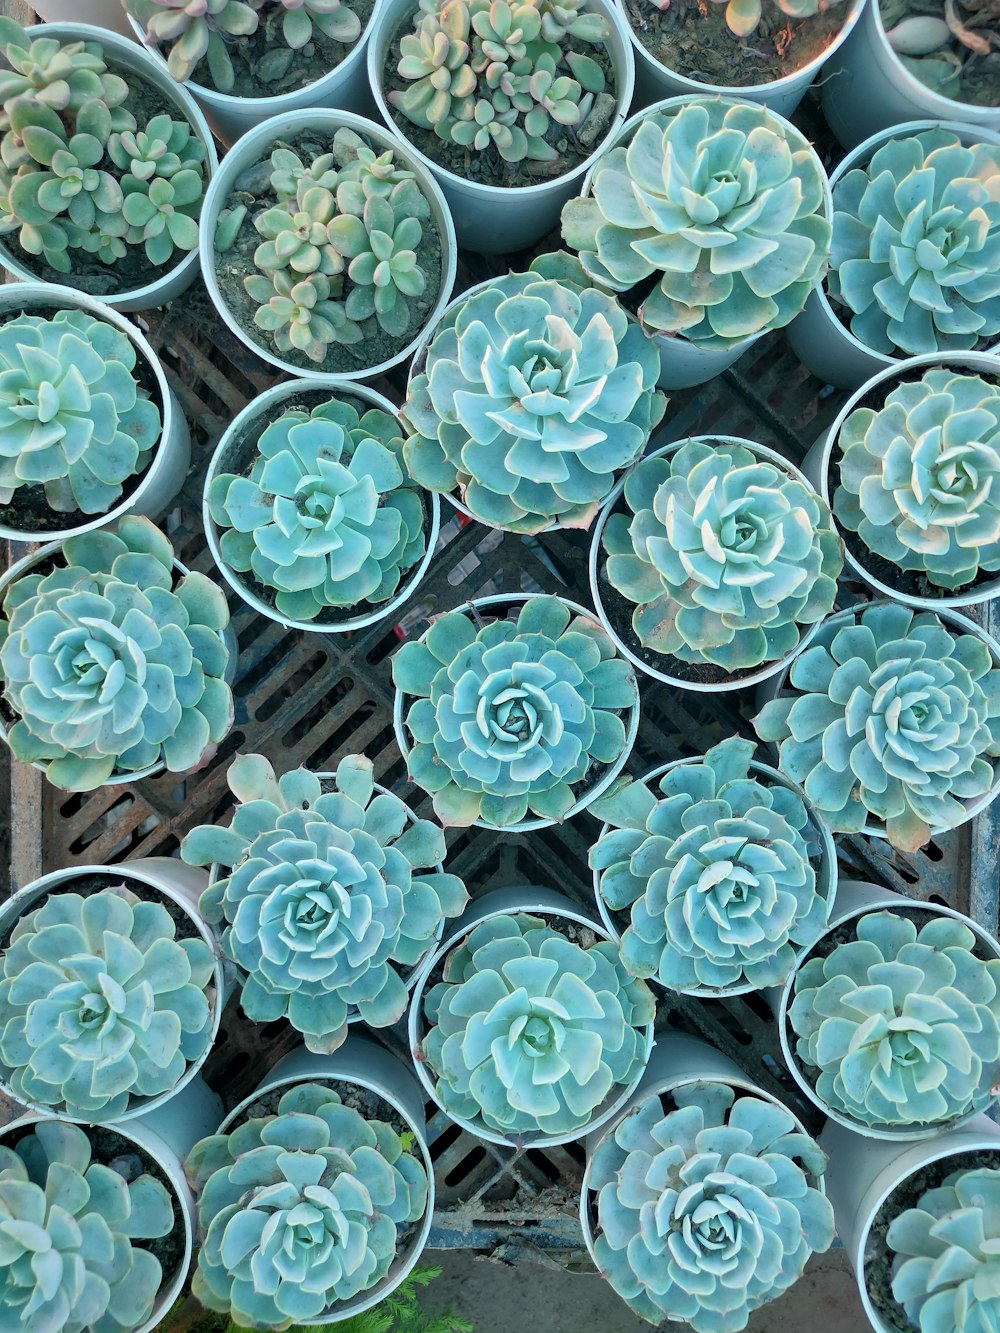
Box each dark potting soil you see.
[878,0,1000,106]
[625,0,848,86]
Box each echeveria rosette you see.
[0,515,234,792]
[834,368,1000,593]
[589,737,830,993]
[392,595,639,827]
[561,99,831,351]
[830,129,1000,356]
[0,1119,175,1333]
[588,1080,834,1333]
[402,259,666,534]
[185,1081,428,1329]
[603,440,842,672]
[789,910,1000,1130]
[754,601,1000,851]
[207,396,426,624]
[420,913,654,1139]
[182,753,467,1055]
[888,1165,1000,1333]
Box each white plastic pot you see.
[775,879,1000,1140]
[787,121,1000,388]
[367,0,635,252]
[199,108,457,382]
[0,24,217,312]
[408,886,655,1149]
[392,592,640,832]
[0,283,190,543]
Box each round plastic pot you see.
[216,1036,433,1325]
[204,377,440,633]
[392,592,640,832]
[589,435,831,693]
[592,756,837,998]
[367,0,635,253]
[802,350,1000,607]
[775,878,1000,1140]
[821,1113,1000,1333]
[32,0,136,37]
[407,885,655,1149]
[0,24,217,312]
[0,283,190,543]
[787,121,1000,388]
[820,0,1000,148]
[199,108,457,382]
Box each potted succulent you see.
[401,253,666,535]
[776,880,1000,1139]
[407,886,655,1148]
[589,437,843,692]
[754,598,1000,851]
[181,752,468,1056]
[366,0,635,251]
[789,123,1000,388]
[589,737,837,997]
[200,112,457,381]
[0,514,236,793]
[204,377,439,632]
[184,1039,434,1326]
[561,95,833,389]
[391,592,640,831]
[0,20,216,312]
[580,1033,836,1333]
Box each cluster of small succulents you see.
[0,20,207,276]
[881,0,1000,101]
[700,0,848,37]
[182,753,467,1054]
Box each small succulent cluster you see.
[602,439,842,672]
[390,0,611,167]
[186,1080,428,1328]
[589,1080,834,1333]
[402,256,666,534]
[789,909,1000,1129]
[590,738,830,993]
[421,913,654,1138]
[881,0,1000,102]
[755,601,1000,850]
[0,309,161,518]
[0,20,207,276]
[207,394,426,623]
[562,98,831,350]
[834,367,1000,593]
[183,753,467,1055]
[830,128,1000,356]
[0,1119,175,1333]
[699,0,847,38]
[888,1164,1000,1333]
[392,595,639,827]
[0,515,234,792]
[0,884,216,1120]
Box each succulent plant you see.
[0,514,234,792]
[207,395,426,623]
[703,0,847,37]
[833,367,1000,593]
[392,595,639,827]
[754,601,1000,850]
[789,909,1000,1129]
[0,884,216,1121]
[0,18,128,121]
[402,257,666,535]
[588,1080,834,1333]
[888,1164,1000,1333]
[420,912,654,1138]
[602,439,842,672]
[0,309,161,518]
[0,1119,175,1333]
[183,753,467,1055]
[562,98,831,350]
[186,1080,428,1328]
[881,0,1000,103]
[830,129,1000,356]
[590,737,830,993]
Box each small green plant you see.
[698,0,848,37]
[880,0,1000,104]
